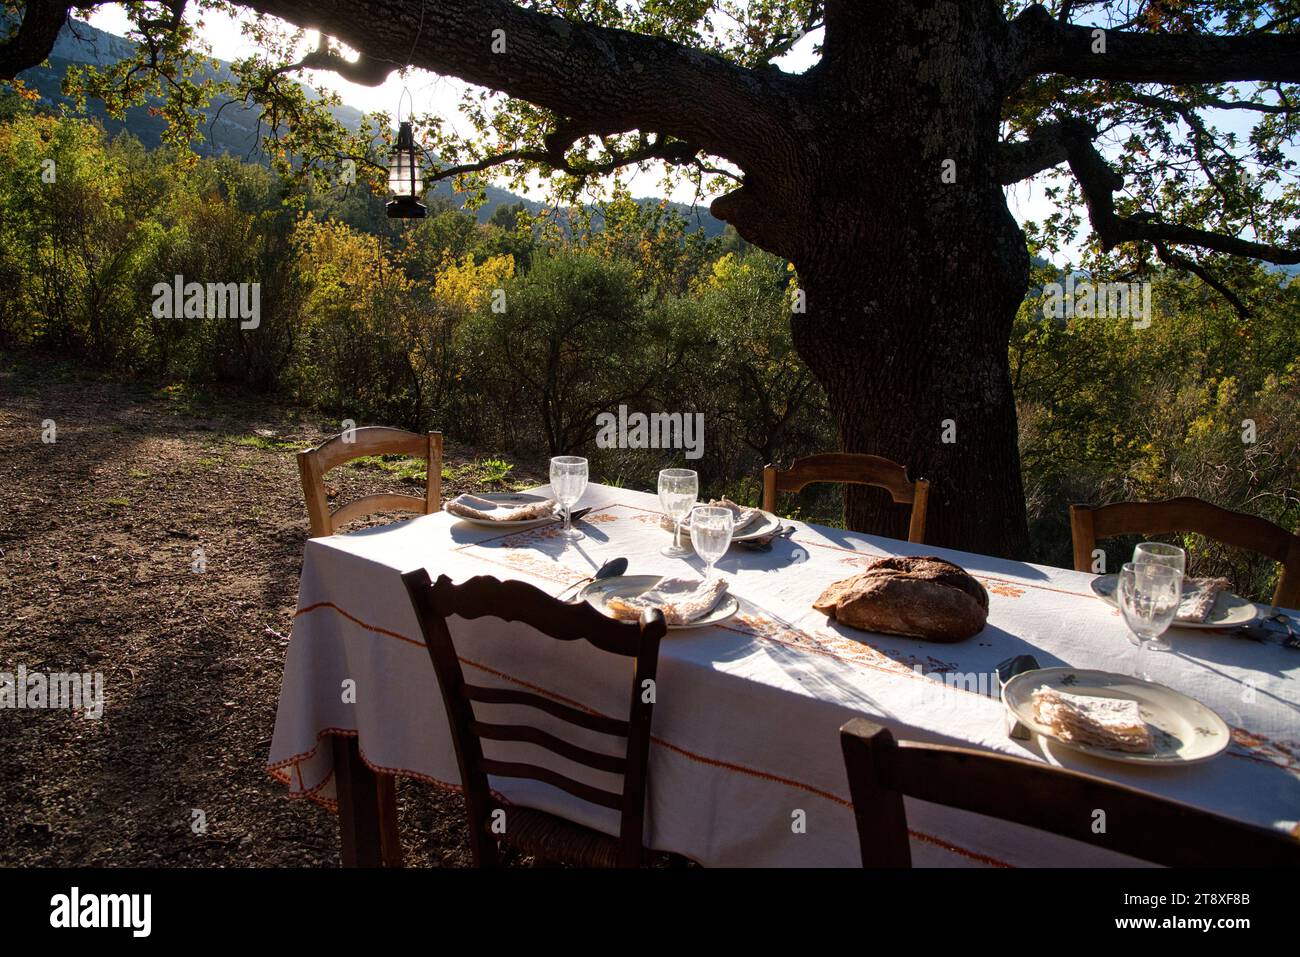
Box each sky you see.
[82,3,1287,268]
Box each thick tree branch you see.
[1013,4,1300,83]
[3,1,794,170]
[999,120,1075,184]
[1057,119,1300,264]
[0,0,74,79]
[277,41,392,86]
[240,0,795,170]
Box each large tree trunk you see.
[715,2,1033,557]
[793,246,1029,558]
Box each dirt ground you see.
[0,352,550,866]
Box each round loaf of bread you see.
[812,556,989,642]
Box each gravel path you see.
[0,352,546,867]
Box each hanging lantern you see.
[386,120,426,219]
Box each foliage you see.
[1,109,1296,596]
[1015,261,1300,597]
[457,249,683,454]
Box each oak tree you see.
[4,0,1298,555]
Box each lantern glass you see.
[387,152,422,197]
[386,120,427,219]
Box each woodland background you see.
[1,94,1297,598]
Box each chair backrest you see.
[1070,497,1300,608]
[297,427,442,537]
[839,718,1300,867]
[401,570,667,868]
[762,452,930,543]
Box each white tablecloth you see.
[268,484,1300,867]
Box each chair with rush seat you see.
[1069,497,1300,608]
[297,427,443,538]
[762,452,930,543]
[839,717,1300,867]
[401,570,669,867]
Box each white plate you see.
[668,509,782,543]
[579,574,739,630]
[731,510,783,542]
[1090,574,1257,629]
[445,492,557,528]
[1003,667,1230,765]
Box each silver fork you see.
[735,525,795,552]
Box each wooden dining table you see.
[268,483,1300,867]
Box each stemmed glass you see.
[1134,542,1186,577]
[1117,561,1182,679]
[689,506,734,579]
[549,456,588,542]
[658,468,698,558]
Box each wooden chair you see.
[839,718,1300,867]
[762,452,930,543]
[297,427,443,538]
[1069,497,1300,608]
[401,570,668,868]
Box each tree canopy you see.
[4,1,1298,555]
[3,2,1295,293]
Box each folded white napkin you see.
[661,497,760,534]
[1176,577,1232,623]
[445,494,556,523]
[606,576,729,626]
[1032,687,1154,753]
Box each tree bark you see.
[717,1,1033,556]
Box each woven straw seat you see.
[489,805,622,868]
[402,571,668,868]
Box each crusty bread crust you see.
[813,556,989,642]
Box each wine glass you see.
[1117,561,1182,678]
[549,456,588,542]
[1134,542,1186,576]
[689,506,734,579]
[658,468,698,558]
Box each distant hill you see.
[14,15,726,235]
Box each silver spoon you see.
[556,556,629,602]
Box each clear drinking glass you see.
[549,456,588,542]
[1117,561,1182,678]
[1133,541,1187,576]
[658,468,698,558]
[689,506,734,578]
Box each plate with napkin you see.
[580,574,738,629]
[1002,667,1229,765]
[1090,574,1256,629]
[659,497,780,543]
[445,492,558,527]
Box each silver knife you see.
[996,654,1041,740]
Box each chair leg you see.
[467,806,501,868]
[376,773,404,868]
[332,735,402,867]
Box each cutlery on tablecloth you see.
[996,654,1041,740]
[1234,611,1300,648]
[555,556,629,602]
[734,525,796,552]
